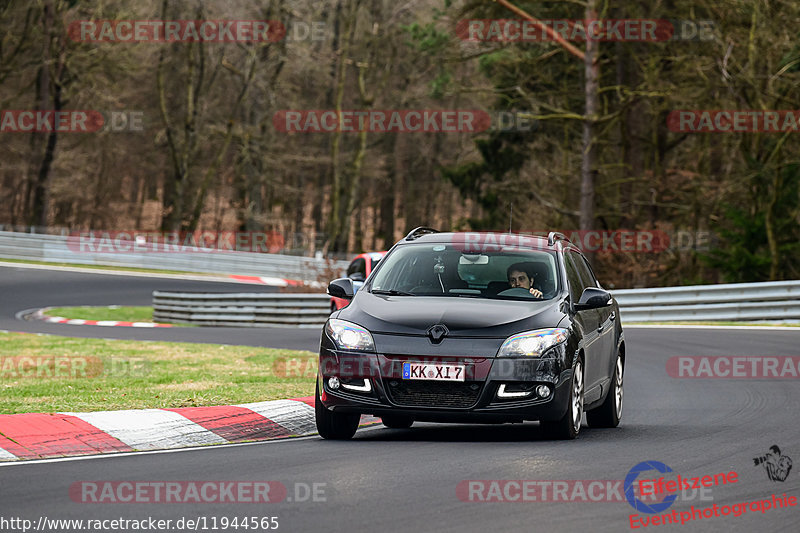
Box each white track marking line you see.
[64,409,228,450]
[237,400,316,436]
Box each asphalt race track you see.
[1,264,799,532]
[0,265,319,351]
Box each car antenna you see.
[509,202,513,233]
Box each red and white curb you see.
[30,308,174,328]
[0,397,379,462]
[229,275,324,289]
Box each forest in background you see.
[1,0,799,288]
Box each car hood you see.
[337,291,566,338]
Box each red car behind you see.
[330,251,387,312]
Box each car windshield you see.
[369,243,559,300]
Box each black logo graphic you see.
[753,445,793,482]
[427,324,449,344]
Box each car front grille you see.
[384,379,483,408]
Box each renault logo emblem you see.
[427,324,449,344]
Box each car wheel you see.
[381,415,414,429]
[315,378,360,440]
[586,350,623,428]
[541,357,584,440]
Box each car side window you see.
[347,258,367,281]
[572,251,599,290]
[563,252,585,303]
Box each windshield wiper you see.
[371,289,415,296]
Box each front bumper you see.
[318,347,572,423]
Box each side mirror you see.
[574,287,612,311]
[348,271,366,282]
[327,278,355,300]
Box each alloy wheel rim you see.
[614,355,623,418]
[572,362,583,432]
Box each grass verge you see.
[0,332,317,414]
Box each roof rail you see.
[405,227,440,241]
[547,231,570,246]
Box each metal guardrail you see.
[152,291,331,328]
[613,280,800,322]
[153,280,800,329]
[0,230,348,282]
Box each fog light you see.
[328,376,340,390]
[536,385,551,398]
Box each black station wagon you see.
[316,228,625,440]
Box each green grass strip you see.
[0,332,318,414]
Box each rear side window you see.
[563,252,586,302]
[570,251,598,290]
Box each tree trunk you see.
[28,0,60,228]
[616,41,642,227]
[378,132,398,249]
[580,0,599,233]
[326,0,361,252]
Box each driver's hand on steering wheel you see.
[529,288,543,298]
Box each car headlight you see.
[497,328,568,357]
[326,318,375,352]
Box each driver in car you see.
[507,263,543,298]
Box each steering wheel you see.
[496,287,541,298]
[408,284,444,294]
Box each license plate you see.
[402,362,465,382]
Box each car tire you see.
[381,415,414,429]
[586,350,623,428]
[541,357,584,440]
[315,378,360,440]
